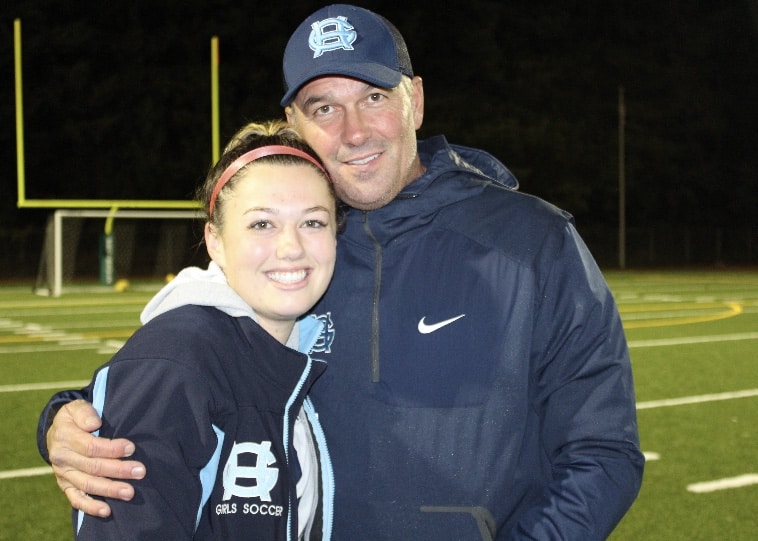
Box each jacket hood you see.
[140,262,322,353]
[343,135,519,245]
[410,135,518,195]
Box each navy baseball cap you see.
[280,4,414,106]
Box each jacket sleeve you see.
[37,388,88,464]
[75,357,219,540]
[512,221,644,540]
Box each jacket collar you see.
[342,135,518,246]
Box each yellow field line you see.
[622,302,743,329]
[620,301,745,313]
[0,298,150,310]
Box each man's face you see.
[286,76,425,211]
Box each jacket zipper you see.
[304,396,334,540]
[285,353,314,541]
[362,211,382,382]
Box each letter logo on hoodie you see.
[222,441,279,501]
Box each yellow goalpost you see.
[13,19,221,211]
[14,20,222,295]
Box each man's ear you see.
[205,222,226,268]
[285,106,295,126]
[411,76,425,130]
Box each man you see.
[40,5,644,539]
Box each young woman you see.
[73,120,339,540]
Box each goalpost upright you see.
[14,19,26,209]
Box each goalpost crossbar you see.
[45,209,201,297]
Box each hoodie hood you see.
[141,261,252,323]
[141,261,318,352]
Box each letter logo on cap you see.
[308,16,357,58]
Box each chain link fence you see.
[581,226,758,269]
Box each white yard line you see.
[687,474,758,493]
[0,466,52,480]
[0,380,90,393]
[637,388,758,410]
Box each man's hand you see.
[47,399,146,518]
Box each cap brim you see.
[280,63,403,106]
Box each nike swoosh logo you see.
[417,314,466,334]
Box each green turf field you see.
[1,271,756,540]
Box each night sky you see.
[1,0,756,270]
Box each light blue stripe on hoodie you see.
[197,425,225,530]
[76,366,109,534]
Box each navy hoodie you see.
[72,264,334,540]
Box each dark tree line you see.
[1,0,756,234]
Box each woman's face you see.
[205,162,337,342]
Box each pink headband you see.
[209,145,328,216]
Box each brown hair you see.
[196,119,343,229]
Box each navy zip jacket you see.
[39,135,642,540]
[73,305,333,540]
[304,136,644,540]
